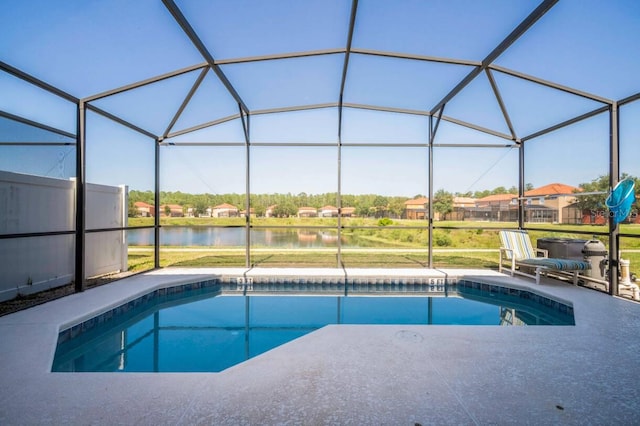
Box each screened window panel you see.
[90,70,202,137]
[496,0,640,100]
[344,54,471,112]
[251,108,339,144]
[86,112,155,190]
[175,0,351,59]
[620,100,640,185]
[0,1,202,97]
[492,71,605,138]
[166,119,247,145]
[524,114,608,192]
[221,55,344,111]
[341,109,428,145]
[353,0,539,61]
[0,72,75,133]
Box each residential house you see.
[265,205,277,218]
[524,183,581,224]
[473,194,517,221]
[211,203,239,218]
[159,204,184,217]
[340,207,356,217]
[240,208,255,218]
[319,205,339,217]
[444,196,477,221]
[297,206,317,218]
[133,201,154,217]
[453,196,477,208]
[404,197,429,220]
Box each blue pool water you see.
[52,281,574,373]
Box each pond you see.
[127,227,342,248]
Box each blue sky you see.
[1,0,640,197]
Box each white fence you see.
[0,171,128,302]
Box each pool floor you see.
[53,291,573,372]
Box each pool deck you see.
[1,267,639,425]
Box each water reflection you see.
[127,227,342,247]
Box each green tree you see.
[574,174,640,215]
[372,195,389,217]
[388,197,407,218]
[253,204,266,217]
[192,200,208,217]
[355,202,372,217]
[274,202,297,218]
[127,199,138,217]
[433,189,453,219]
[573,175,609,212]
[473,189,491,199]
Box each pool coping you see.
[1,267,639,424]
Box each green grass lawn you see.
[128,249,501,271]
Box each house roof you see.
[298,206,317,211]
[134,201,153,208]
[453,197,476,204]
[341,207,356,213]
[477,193,516,202]
[213,203,238,210]
[320,205,338,211]
[525,183,582,197]
[160,204,183,210]
[404,197,429,205]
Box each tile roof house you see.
[524,183,581,197]
[524,183,581,223]
[240,208,255,218]
[159,204,184,217]
[475,193,517,208]
[404,197,429,220]
[441,196,477,221]
[474,194,517,221]
[319,205,339,217]
[265,205,277,218]
[297,206,318,218]
[133,201,154,217]
[453,197,476,208]
[211,203,239,218]
[469,184,582,224]
[340,207,356,217]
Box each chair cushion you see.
[519,258,591,271]
[499,230,536,260]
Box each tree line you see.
[129,185,532,218]
[129,175,639,218]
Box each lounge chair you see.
[498,230,591,285]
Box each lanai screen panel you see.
[1,0,640,278]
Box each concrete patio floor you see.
[1,268,639,425]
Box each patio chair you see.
[498,230,591,285]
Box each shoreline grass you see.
[124,218,640,272]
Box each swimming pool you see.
[52,278,574,373]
